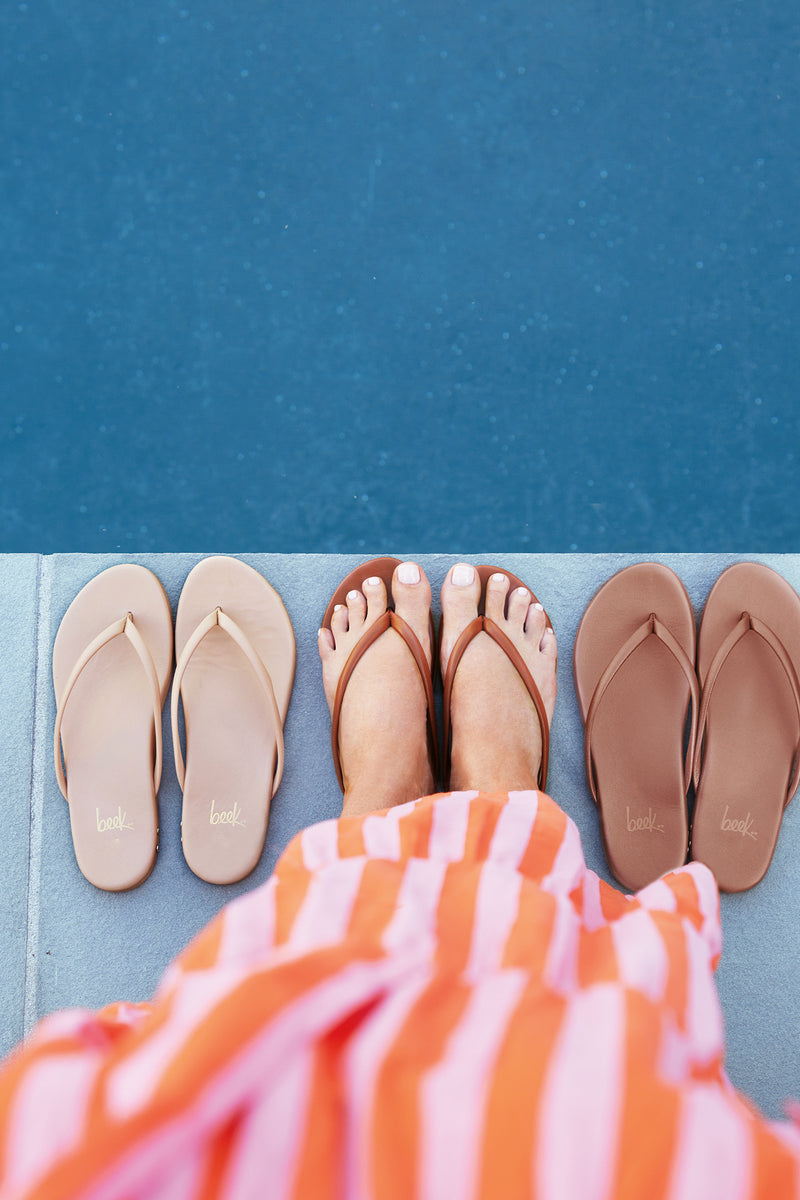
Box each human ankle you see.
[449,738,541,794]
[342,764,434,816]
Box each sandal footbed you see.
[573,562,696,891]
[174,556,296,885]
[52,564,173,891]
[692,562,800,892]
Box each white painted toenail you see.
[533,602,544,611]
[452,564,475,586]
[347,590,360,601]
[334,604,344,612]
[516,587,530,599]
[365,577,381,587]
[491,573,507,583]
[397,562,420,584]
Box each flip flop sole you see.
[574,563,696,891]
[692,562,800,891]
[174,557,296,885]
[52,564,173,891]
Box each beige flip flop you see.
[691,562,800,891]
[52,564,174,891]
[573,562,699,891]
[172,557,296,885]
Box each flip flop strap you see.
[693,612,800,803]
[171,607,285,794]
[584,614,699,807]
[442,615,550,791]
[330,610,439,793]
[53,613,164,801]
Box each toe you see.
[318,626,335,661]
[392,561,432,643]
[485,572,511,624]
[523,601,547,644]
[362,574,388,622]
[442,563,481,619]
[507,585,532,629]
[440,563,481,672]
[345,588,367,632]
[540,622,558,662]
[330,603,349,639]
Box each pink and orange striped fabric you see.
[1,790,799,1200]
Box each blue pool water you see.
[2,1,799,553]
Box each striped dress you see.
[2,789,799,1200]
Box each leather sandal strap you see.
[442,615,550,791]
[171,607,285,794]
[693,611,800,802]
[53,613,164,801]
[330,610,439,793]
[584,613,700,806]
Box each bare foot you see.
[439,564,558,792]
[318,562,436,817]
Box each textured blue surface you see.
[2,2,799,551]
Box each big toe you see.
[392,561,432,654]
[440,563,482,673]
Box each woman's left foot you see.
[440,564,558,792]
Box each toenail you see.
[452,564,475,587]
[533,602,544,611]
[516,587,530,599]
[397,561,420,585]
[347,590,361,601]
[365,577,381,587]
[491,572,507,584]
[334,604,344,612]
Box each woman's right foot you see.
[439,564,558,792]
[318,561,435,816]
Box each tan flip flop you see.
[172,557,296,885]
[691,562,800,892]
[322,557,439,792]
[441,565,553,791]
[573,562,699,891]
[52,564,173,891]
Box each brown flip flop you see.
[573,562,699,891]
[440,565,553,791]
[172,557,296,885]
[322,557,439,792]
[52,564,174,891]
[691,562,800,892]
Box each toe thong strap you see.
[53,613,164,802]
[442,615,550,791]
[171,607,285,795]
[693,611,800,803]
[583,613,699,806]
[330,611,439,793]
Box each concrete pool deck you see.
[2,552,799,1119]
